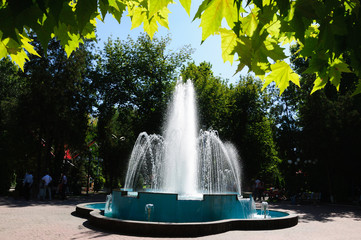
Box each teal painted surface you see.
[111,191,259,222]
[85,203,105,211]
[87,197,289,222]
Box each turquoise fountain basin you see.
[77,191,297,236]
[109,190,255,222]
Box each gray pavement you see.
[0,194,360,240]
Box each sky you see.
[95,1,247,85]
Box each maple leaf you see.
[263,60,300,94]
[0,38,7,59]
[10,49,29,71]
[240,9,259,37]
[199,0,238,40]
[148,0,173,17]
[218,28,237,64]
[64,32,84,57]
[179,0,192,16]
[310,73,327,94]
[20,34,40,58]
[328,57,351,90]
[2,37,29,70]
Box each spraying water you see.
[124,79,242,196]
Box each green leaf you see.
[265,18,281,37]
[310,74,327,94]
[240,9,259,37]
[328,58,351,90]
[20,34,40,57]
[262,37,286,61]
[0,39,7,59]
[352,79,361,96]
[59,2,77,26]
[179,0,191,16]
[218,28,237,64]
[0,7,18,41]
[10,49,28,71]
[3,37,29,70]
[82,18,97,39]
[99,0,110,21]
[199,0,238,40]
[303,56,328,75]
[263,60,300,94]
[277,0,291,16]
[75,0,97,32]
[48,0,65,23]
[148,0,172,17]
[36,14,56,52]
[109,0,122,11]
[64,32,84,57]
[128,6,146,30]
[157,7,171,28]
[193,0,213,21]
[107,0,126,23]
[232,37,253,70]
[143,17,159,38]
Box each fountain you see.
[77,79,298,236]
[122,79,241,196]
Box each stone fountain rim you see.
[76,202,298,237]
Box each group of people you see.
[22,171,68,200]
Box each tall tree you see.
[0,37,96,190]
[94,34,193,188]
[228,77,282,187]
[0,58,24,193]
[278,45,361,202]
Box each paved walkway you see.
[0,194,360,240]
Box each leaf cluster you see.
[2,0,361,95]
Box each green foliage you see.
[94,34,192,187]
[1,0,361,95]
[0,57,23,193]
[272,44,361,201]
[0,37,96,193]
[228,76,282,185]
[181,62,231,131]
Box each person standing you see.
[60,173,67,200]
[42,172,53,200]
[23,171,33,200]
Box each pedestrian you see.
[23,171,33,200]
[38,179,45,200]
[60,173,68,200]
[42,172,53,200]
[254,178,261,201]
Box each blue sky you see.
[95,1,246,85]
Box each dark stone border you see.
[76,202,298,237]
[75,202,104,218]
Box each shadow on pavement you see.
[270,201,361,223]
[0,193,107,208]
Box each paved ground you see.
[0,194,360,240]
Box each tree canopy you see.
[1,0,360,95]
